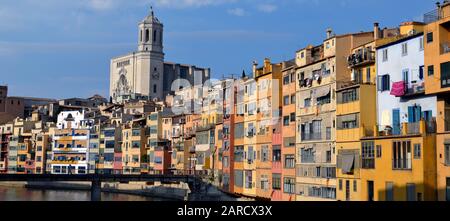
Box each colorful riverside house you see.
[221,78,236,193]
[171,114,186,175]
[241,76,257,197]
[254,58,283,200]
[423,1,450,201]
[33,130,51,174]
[233,77,247,196]
[358,23,438,201]
[295,29,374,201]
[100,125,122,174]
[184,113,199,175]
[214,119,223,187]
[87,127,99,174]
[51,111,93,174]
[335,22,404,201]
[0,122,13,173]
[279,60,297,201]
[121,118,147,174]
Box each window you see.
[153,85,157,93]
[339,88,358,104]
[317,94,331,105]
[301,148,315,163]
[304,98,311,107]
[337,114,359,130]
[426,32,433,43]
[326,151,332,163]
[376,145,382,158]
[353,180,357,192]
[339,179,343,191]
[235,123,244,139]
[290,73,296,83]
[283,116,290,126]
[446,144,450,166]
[272,174,281,190]
[291,95,296,105]
[401,43,408,56]
[284,155,295,169]
[132,141,140,148]
[414,144,421,159]
[419,37,424,51]
[366,67,371,83]
[260,175,269,191]
[234,146,244,162]
[442,62,450,88]
[378,74,390,91]
[419,65,424,80]
[233,170,243,188]
[393,140,412,170]
[284,178,296,194]
[362,141,375,169]
[300,52,304,58]
[290,113,296,122]
[324,127,330,140]
[283,76,290,85]
[283,96,290,106]
[261,145,269,162]
[245,171,253,189]
[273,146,281,162]
[428,65,434,76]
[382,49,388,62]
[284,137,295,147]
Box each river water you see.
[0,186,168,201]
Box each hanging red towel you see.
[390,81,406,97]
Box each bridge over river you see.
[0,174,235,201]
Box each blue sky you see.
[0,0,436,99]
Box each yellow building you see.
[359,121,436,201]
[423,1,450,201]
[295,30,374,201]
[121,119,147,174]
[254,58,283,199]
[336,36,378,201]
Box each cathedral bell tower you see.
[138,6,164,55]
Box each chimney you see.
[374,22,380,40]
[252,61,258,77]
[326,28,333,39]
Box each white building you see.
[51,111,94,174]
[376,32,437,135]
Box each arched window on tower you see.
[153,30,157,42]
[145,29,150,42]
[140,30,142,42]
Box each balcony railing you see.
[347,51,375,68]
[301,133,322,141]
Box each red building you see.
[221,79,236,193]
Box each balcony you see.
[374,120,436,137]
[347,50,375,68]
[301,133,322,141]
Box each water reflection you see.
[0,186,168,201]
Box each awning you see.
[341,154,355,174]
[314,86,331,98]
[339,114,357,122]
[390,81,406,97]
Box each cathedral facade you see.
[109,8,210,103]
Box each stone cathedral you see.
[109,7,210,103]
